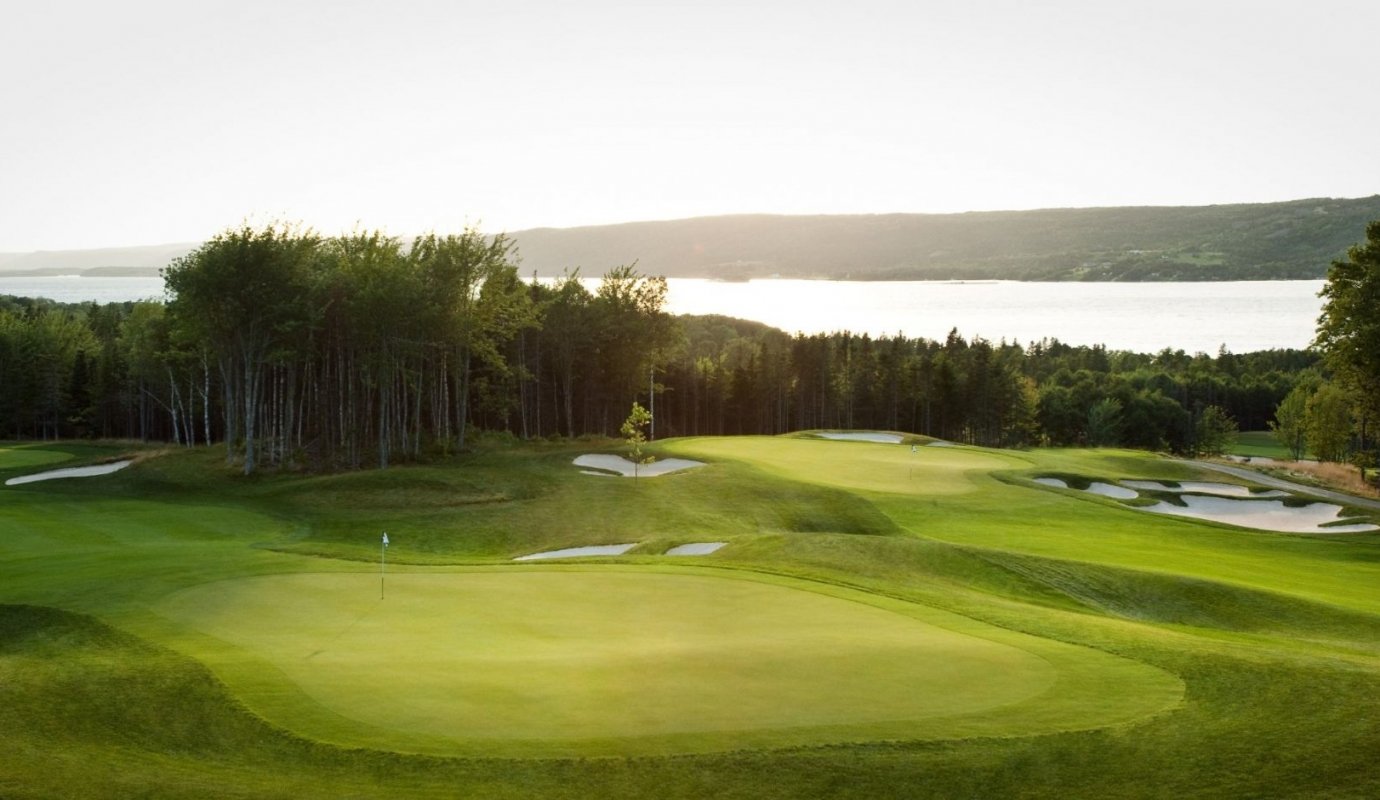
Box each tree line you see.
[1,220,1375,475]
[655,319,1311,454]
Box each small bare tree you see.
[620,402,654,480]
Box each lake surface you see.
[668,279,1324,353]
[0,275,166,303]
[0,274,1323,353]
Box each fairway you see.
[155,568,1179,756]
[667,436,1014,495]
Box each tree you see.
[1315,219,1380,452]
[1086,397,1123,447]
[1306,382,1353,463]
[1269,382,1312,460]
[1037,384,1080,445]
[593,265,673,433]
[539,271,594,437]
[330,231,416,469]
[163,222,320,474]
[620,401,653,480]
[1193,404,1238,457]
[410,230,528,451]
[118,302,174,442]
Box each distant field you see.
[1228,430,1296,459]
[2,436,1379,797]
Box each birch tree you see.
[164,223,320,474]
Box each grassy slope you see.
[1,437,1379,797]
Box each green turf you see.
[1228,430,1296,459]
[2,436,1380,797]
[0,443,75,473]
[152,568,1179,757]
[669,436,1015,496]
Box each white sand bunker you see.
[573,454,706,478]
[814,432,903,444]
[665,542,726,556]
[1033,477,1137,499]
[1086,482,1138,500]
[5,460,132,486]
[1036,475,1378,534]
[1142,496,1378,534]
[514,544,637,561]
[1123,480,1287,498]
[514,541,728,560]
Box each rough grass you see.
[2,437,1380,797]
[1264,459,1380,500]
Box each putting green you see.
[666,436,1013,495]
[156,568,1181,756]
[0,446,74,473]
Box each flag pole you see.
[381,531,389,600]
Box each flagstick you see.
[380,531,387,600]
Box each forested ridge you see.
[506,196,1380,281]
[5,196,1379,283]
[0,223,1338,475]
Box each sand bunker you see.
[1086,482,1138,500]
[573,454,706,478]
[814,432,903,444]
[665,542,727,556]
[1034,474,1377,534]
[1123,480,1287,498]
[1142,495,1378,534]
[5,460,132,486]
[1033,478,1137,500]
[515,541,729,560]
[514,544,637,561]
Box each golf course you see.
[3,434,1379,798]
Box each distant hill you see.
[4,196,1378,281]
[506,196,1380,281]
[0,243,197,277]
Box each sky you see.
[2,0,1377,252]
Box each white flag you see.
[382,532,389,546]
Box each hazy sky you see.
[3,0,1377,251]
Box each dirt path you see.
[1181,460,1380,512]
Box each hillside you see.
[0,242,198,276]
[508,196,1380,281]
[4,196,1378,281]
